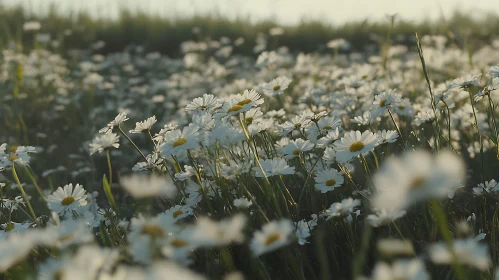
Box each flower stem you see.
[12,165,40,226]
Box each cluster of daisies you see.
[4,27,499,279]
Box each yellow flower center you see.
[141,224,165,238]
[322,126,333,130]
[379,99,387,107]
[292,149,301,155]
[361,74,368,79]
[172,210,184,218]
[237,99,252,106]
[294,123,302,128]
[273,85,281,91]
[409,177,426,190]
[54,270,64,280]
[8,153,18,162]
[197,105,207,109]
[227,105,243,113]
[61,196,75,206]
[9,146,18,152]
[59,234,74,243]
[245,117,254,125]
[349,141,365,152]
[4,223,14,232]
[171,238,189,247]
[264,233,282,246]
[172,138,187,148]
[325,179,337,187]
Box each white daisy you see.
[429,237,491,271]
[320,198,361,220]
[120,174,177,199]
[250,219,294,256]
[314,168,344,193]
[262,76,292,96]
[280,138,314,159]
[333,130,378,163]
[47,184,88,214]
[376,130,399,145]
[160,124,199,157]
[253,158,295,177]
[89,133,120,155]
[129,116,157,134]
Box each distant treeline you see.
[1,4,498,56]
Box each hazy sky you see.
[2,0,498,24]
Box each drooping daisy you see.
[367,209,407,227]
[120,174,177,199]
[473,179,499,195]
[279,115,313,136]
[333,130,378,163]
[412,109,435,126]
[191,214,246,247]
[253,158,295,177]
[376,130,399,145]
[233,198,253,209]
[429,238,491,271]
[306,116,342,139]
[280,139,314,159]
[129,116,157,134]
[160,124,199,157]
[295,214,318,245]
[99,112,129,134]
[89,133,120,155]
[185,93,220,113]
[371,259,430,280]
[47,184,88,214]
[250,219,294,256]
[447,74,481,90]
[314,168,344,193]
[320,198,361,220]
[262,76,292,96]
[351,111,372,126]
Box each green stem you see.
[23,166,47,204]
[106,150,113,186]
[118,125,148,162]
[12,165,39,226]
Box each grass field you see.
[1,4,499,280]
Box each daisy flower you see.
[262,76,292,96]
[99,112,129,134]
[295,215,318,245]
[448,74,481,90]
[367,209,407,227]
[314,168,344,193]
[217,89,264,118]
[412,109,435,126]
[473,179,499,195]
[376,130,399,145]
[333,130,378,163]
[280,139,314,159]
[250,220,294,256]
[0,144,36,170]
[89,133,120,155]
[129,116,157,134]
[307,116,342,139]
[253,158,295,177]
[185,93,220,113]
[372,150,465,211]
[47,184,88,214]
[279,115,312,135]
[191,214,247,247]
[429,238,491,271]
[370,90,404,117]
[320,198,361,220]
[233,198,253,209]
[120,174,177,199]
[372,259,430,280]
[160,124,199,157]
[351,111,372,126]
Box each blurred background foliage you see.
[1,4,499,56]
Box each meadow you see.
[2,5,499,280]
